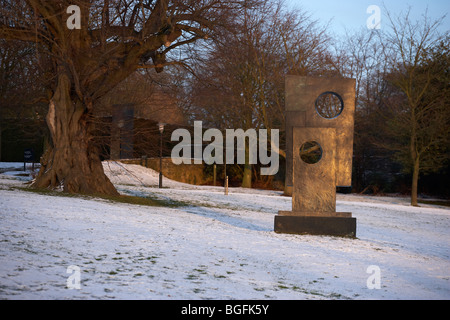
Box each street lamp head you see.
[158,122,166,134]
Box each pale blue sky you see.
[286,0,450,36]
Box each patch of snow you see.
[0,162,25,169]
[0,161,449,299]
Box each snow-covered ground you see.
[0,161,449,300]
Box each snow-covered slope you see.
[0,161,449,299]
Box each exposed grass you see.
[419,199,450,207]
[12,186,189,208]
[98,192,189,208]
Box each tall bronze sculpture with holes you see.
[275,76,357,237]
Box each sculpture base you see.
[274,213,356,238]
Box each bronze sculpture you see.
[275,76,357,237]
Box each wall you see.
[121,158,209,186]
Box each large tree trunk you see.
[411,157,420,207]
[33,73,118,196]
[410,119,419,207]
[241,141,252,188]
[242,163,252,188]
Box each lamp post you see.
[158,123,165,188]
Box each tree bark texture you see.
[33,73,118,196]
[241,144,252,188]
[411,157,420,206]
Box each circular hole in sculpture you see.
[315,91,344,119]
[299,141,322,164]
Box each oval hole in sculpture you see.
[299,141,322,164]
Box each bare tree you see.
[188,0,332,188]
[0,0,250,195]
[378,8,449,205]
[332,28,395,193]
